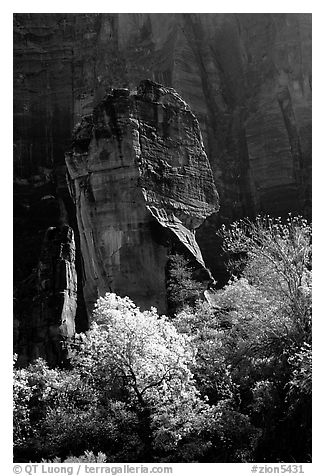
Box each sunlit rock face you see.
[13,13,311,346]
[66,81,219,314]
[14,13,311,220]
[116,13,312,219]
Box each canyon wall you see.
[13,13,311,280]
[66,81,219,314]
[14,225,77,366]
[13,13,312,362]
[14,13,311,220]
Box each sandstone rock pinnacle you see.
[66,80,219,314]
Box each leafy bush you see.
[174,215,312,461]
[13,355,33,449]
[14,295,228,462]
[13,216,311,463]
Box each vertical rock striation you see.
[13,13,311,221]
[14,225,77,367]
[13,13,311,288]
[13,14,312,358]
[66,80,219,314]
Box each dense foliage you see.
[167,253,205,312]
[13,216,311,462]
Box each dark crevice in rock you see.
[14,225,77,368]
[60,170,89,334]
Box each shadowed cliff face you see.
[14,225,77,367]
[14,13,311,220]
[13,14,312,355]
[66,81,219,314]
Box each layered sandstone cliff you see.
[14,13,311,220]
[13,13,312,288]
[66,81,219,313]
[13,14,312,363]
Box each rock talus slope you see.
[66,81,219,314]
